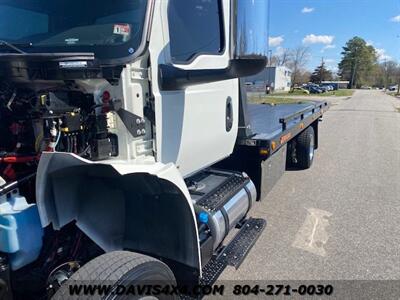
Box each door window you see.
[168,0,224,63]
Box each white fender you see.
[36,152,201,276]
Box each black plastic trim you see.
[238,78,254,138]
[159,57,267,91]
[226,97,233,132]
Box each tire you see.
[53,251,178,300]
[295,126,315,169]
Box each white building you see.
[245,66,292,92]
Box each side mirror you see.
[233,0,269,62]
[159,0,268,91]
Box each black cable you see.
[66,135,71,153]
[78,145,90,157]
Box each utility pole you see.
[266,50,272,94]
[384,58,388,91]
[265,0,271,94]
[268,50,272,66]
[350,58,357,89]
[396,35,400,94]
[320,57,325,84]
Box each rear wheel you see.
[53,251,178,300]
[295,126,315,169]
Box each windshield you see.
[0,0,148,60]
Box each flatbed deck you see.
[237,101,328,156]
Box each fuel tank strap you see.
[243,184,253,215]
[220,207,230,239]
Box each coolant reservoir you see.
[0,191,43,270]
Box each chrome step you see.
[180,218,266,299]
[200,217,266,285]
[189,170,250,212]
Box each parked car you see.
[291,87,310,94]
[361,86,372,90]
[318,85,330,93]
[320,83,338,91]
[304,85,323,94]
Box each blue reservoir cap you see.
[199,212,209,224]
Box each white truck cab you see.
[0,1,326,298]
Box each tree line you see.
[270,46,312,86]
[337,36,395,89]
[271,36,397,89]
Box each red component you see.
[3,165,16,181]
[0,156,37,163]
[102,91,111,113]
[102,91,111,103]
[9,123,23,135]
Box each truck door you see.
[150,0,239,177]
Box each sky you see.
[267,0,400,73]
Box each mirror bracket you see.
[159,57,266,91]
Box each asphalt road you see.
[220,90,400,281]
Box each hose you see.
[0,173,36,196]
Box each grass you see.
[387,91,400,97]
[248,88,355,105]
[248,88,357,105]
[272,89,355,97]
[248,95,308,105]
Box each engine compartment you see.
[0,81,119,171]
[0,80,119,299]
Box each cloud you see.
[302,7,315,14]
[368,42,391,60]
[324,59,338,72]
[376,48,392,61]
[325,59,335,63]
[390,15,400,22]
[269,36,284,47]
[321,44,336,53]
[303,34,335,45]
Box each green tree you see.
[338,37,377,88]
[310,61,333,83]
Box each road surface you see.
[221,90,400,281]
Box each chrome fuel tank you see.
[190,170,257,250]
[207,180,256,249]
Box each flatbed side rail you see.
[236,101,329,158]
[279,101,328,131]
